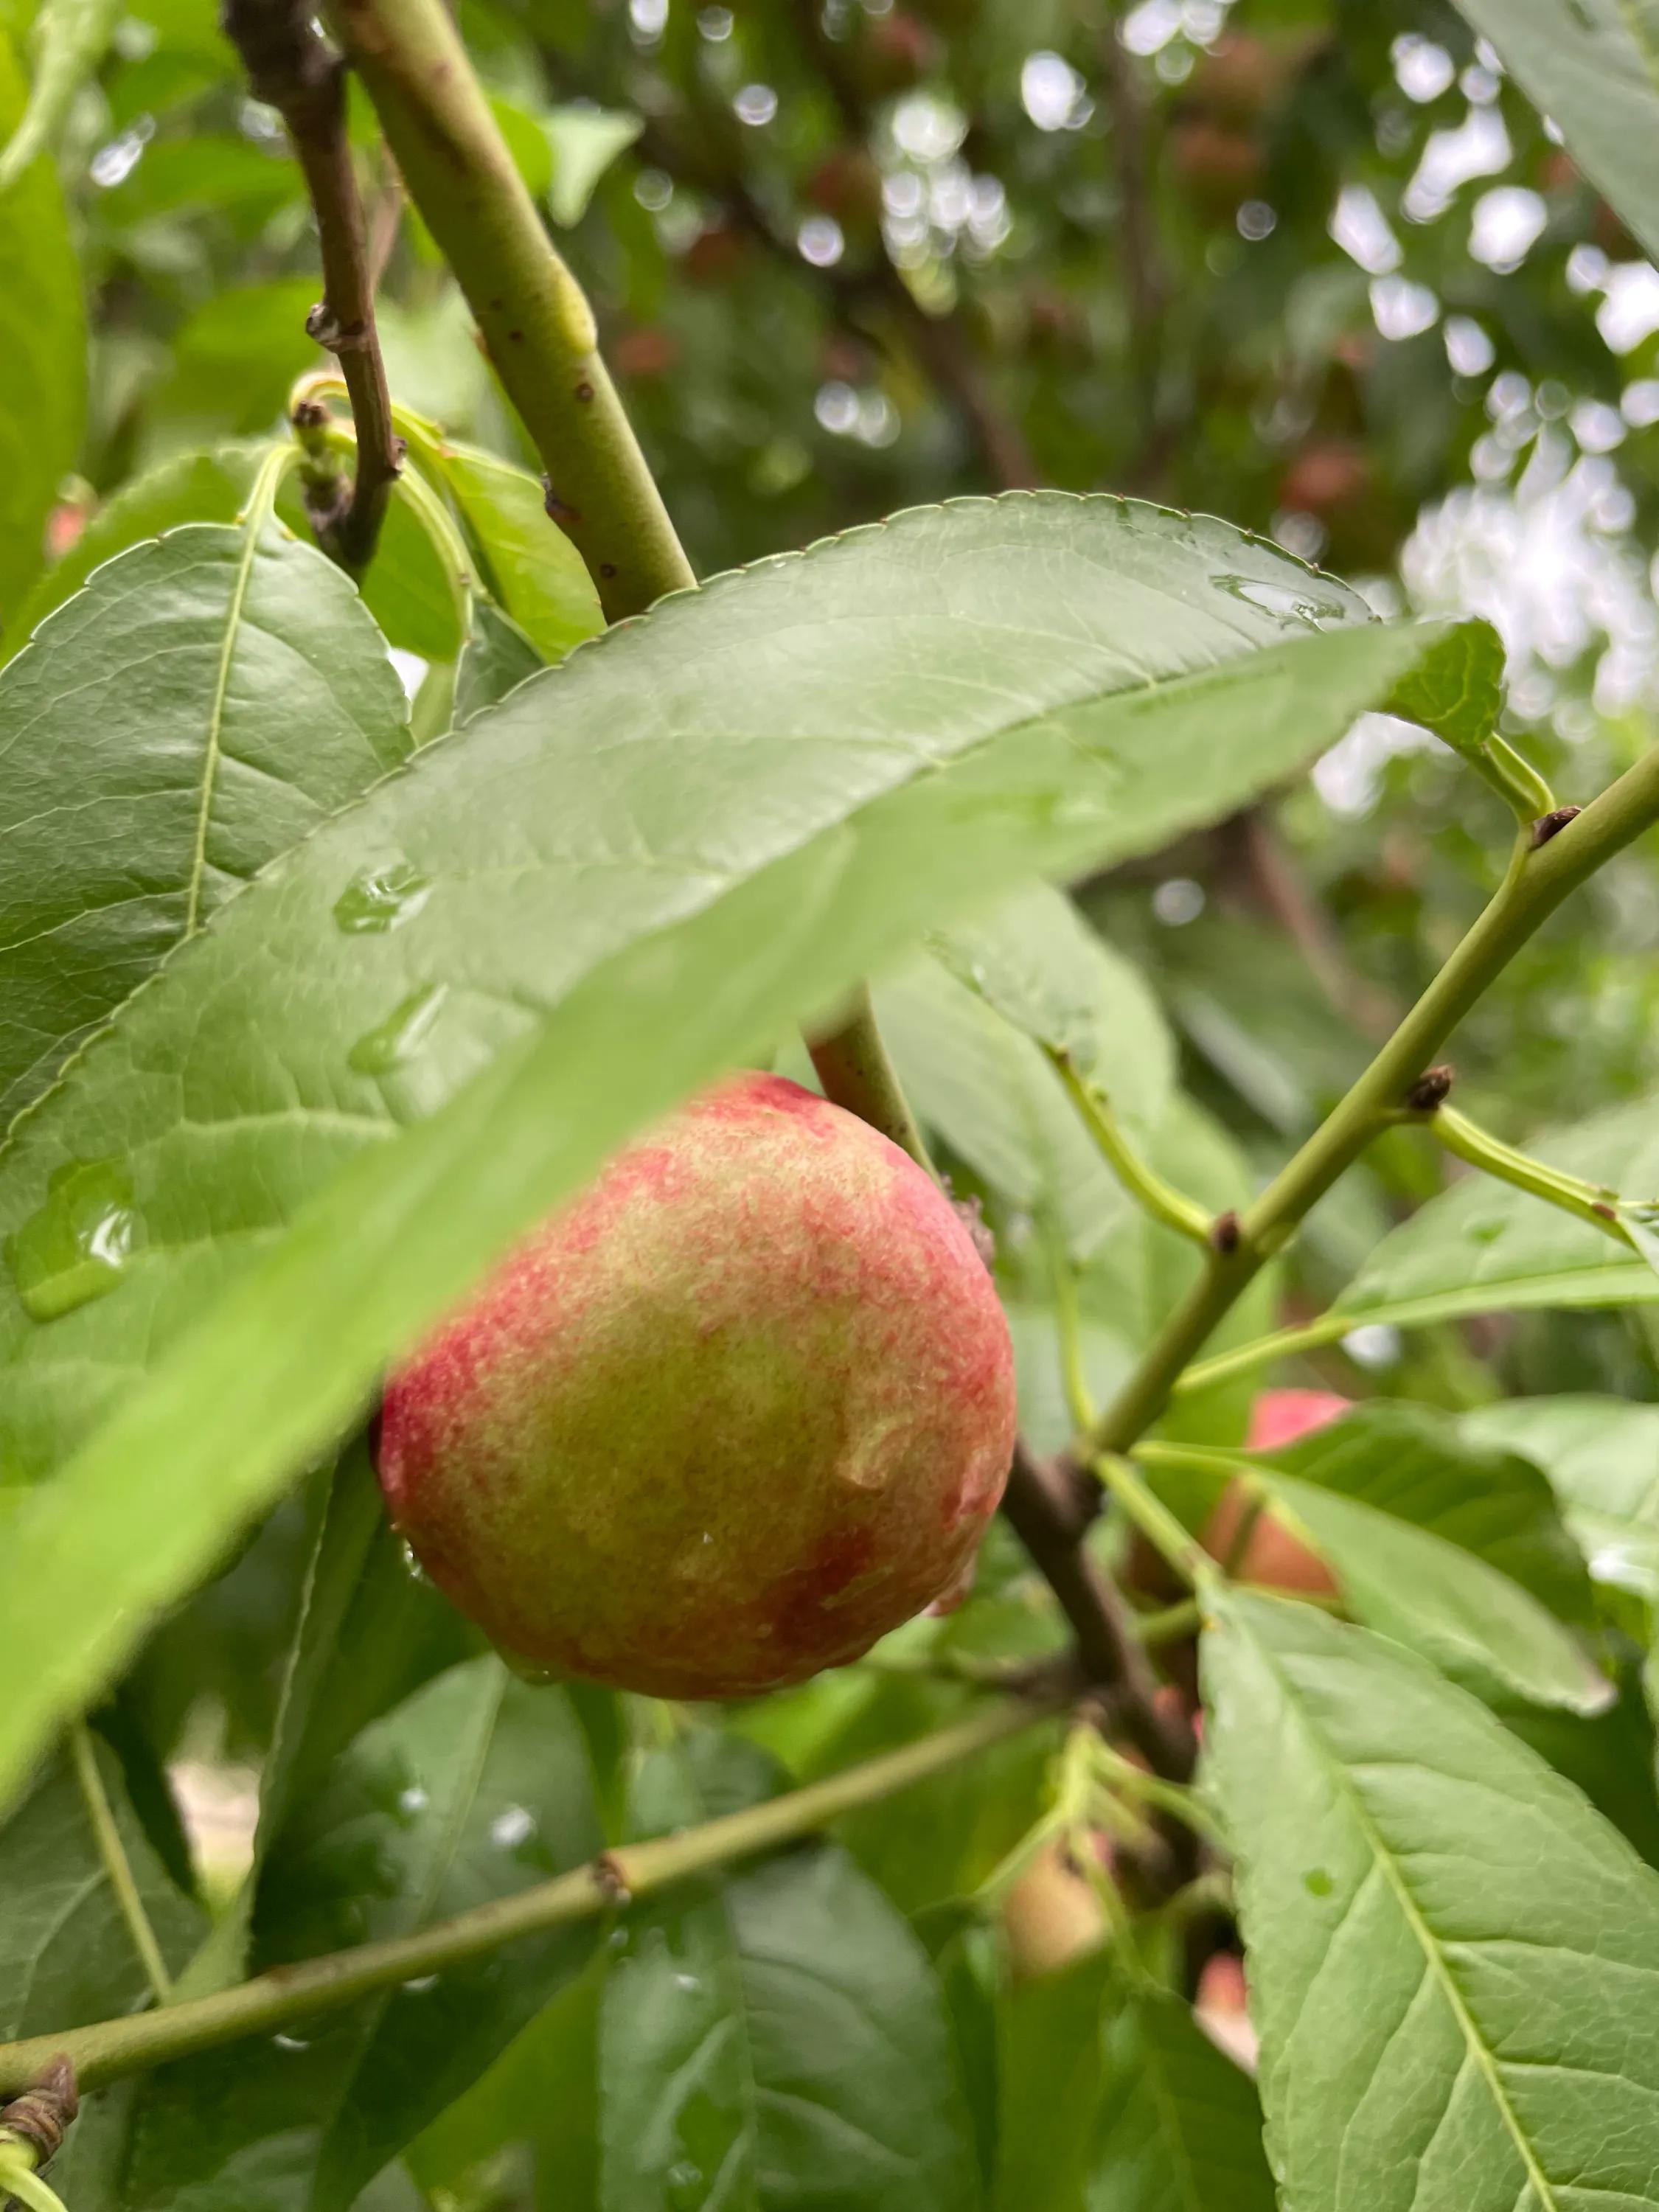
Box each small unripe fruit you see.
[378,1074,1017,1699]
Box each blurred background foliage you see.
[12,0,1659,1472]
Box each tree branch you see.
[0,1690,1061,2096]
[1086,753,1659,1461]
[223,0,401,571]
[1001,1441,1195,1782]
[325,0,693,620]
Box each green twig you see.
[1048,1229,1099,1434]
[0,1692,1058,2096]
[0,2142,68,2212]
[1094,1456,1219,1593]
[1085,762,1659,1459]
[1047,1048,1213,1245]
[1430,1104,1636,1247]
[68,1724,172,2006]
[324,0,693,620]
[1132,1596,1203,1646]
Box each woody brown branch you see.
[223,0,402,570]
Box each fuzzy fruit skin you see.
[378,1073,1017,1699]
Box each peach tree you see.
[0,1,1658,2210]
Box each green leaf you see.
[0,27,84,626]
[0,496,1436,1804]
[0,1732,203,2038]
[1261,1401,1596,1624]
[1228,1401,1611,1711]
[1447,0,1659,265]
[102,1658,603,2212]
[992,1950,1112,2212]
[172,1441,475,2001]
[1089,1983,1276,2212]
[876,950,1143,1259]
[1203,1588,1659,2212]
[410,1958,605,2212]
[1382,617,1549,820]
[930,880,1175,1107]
[0,0,121,189]
[1464,1394,1659,1603]
[454,597,543,725]
[543,104,643,227]
[160,276,323,439]
[430,439,604,664]
[4,442,268,658]
[1335,1087,1659,1329]
[1012,1096,1271,1455]
[602,1731,983,2211]
[0,522,412,1124]
[1269,1475,1610,1714]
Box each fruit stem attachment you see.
[0,1690,1061,2096]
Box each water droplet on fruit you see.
[7,1159,145,1322]
[348,983,448,1075]
[272,2034,310,2053]
[398,1540,434,1587]
[333,859,431,934]
[490,1805,535,1848]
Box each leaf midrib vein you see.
[1247,1623,1561,2212]
[184,522,262,939]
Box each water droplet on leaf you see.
[333,859,432,934]
[490,1805,535,1848]
[1214,573,1349,626]
[1303,1867,1334,1896]
[7,1159,145,1322]
[348,982,448,1075]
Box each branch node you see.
[591,1851,633,1907]
[1405,1063,1454,1113]
[1531,804,1582,847]
[1209,1209,1241,1255]
[0,2060,77,2167]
